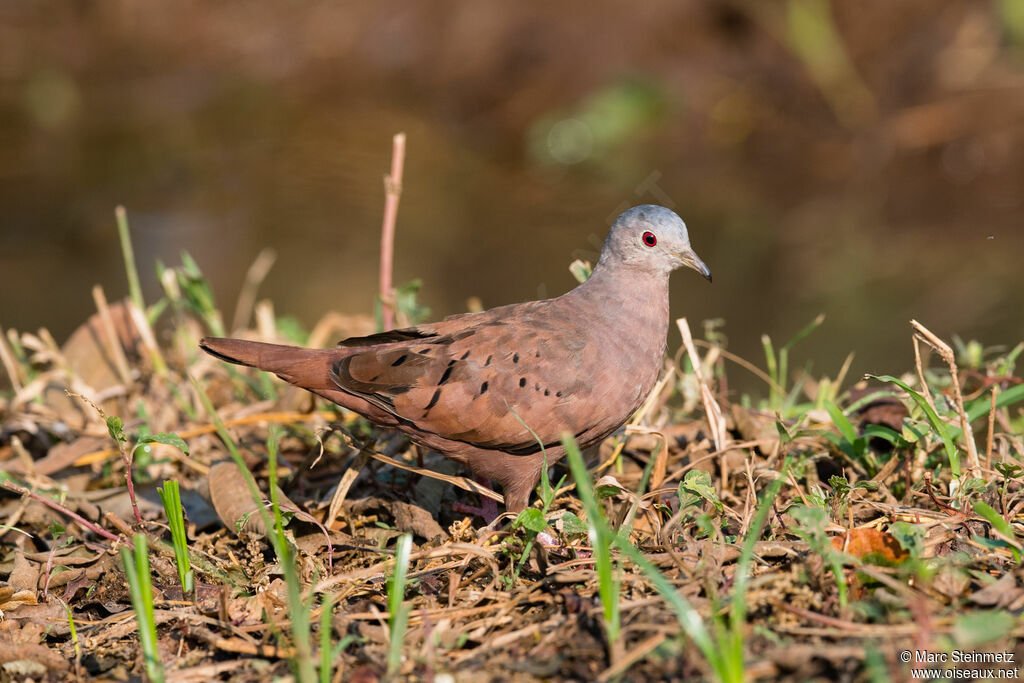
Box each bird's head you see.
[598,204,711,281]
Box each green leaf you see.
[995,463,1023,479]
[678,470,723,512]
[138,432,190,456]
[889,522,925,559]
[106,416,126,443]
[790,505,828,534]
[557,511,589,536]
[953,610,1015,647]
[775,418,794,445]
[568,259,592,283]
[824,400,857,443]
[866,375,959,476]
[971,535,1021,563]
[965,383,1024,424]
[861,424,904,447]
[960,478,987,497]
[514,508,547,534]
[828,475,851,500]
[972,501,1019,542]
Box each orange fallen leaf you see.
[831,528,908,564]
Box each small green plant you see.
[971,501,1022,562]
[826,475,878,519]
[866,374,960,478]
[157,480,193,596]
[510,452,566,583]
[676,469,724,540]
[378,279,431,329]
[714,457,789,683]
[386,533,413,678]
[120,534,164,683]
[106,415,189,525]
[61,598,81,669]
[319,594,339,683]
[761,314,825,415]
[561,437,620,660]
[562,434,748,680]
[192,379,316,683]
[789,505,848,606]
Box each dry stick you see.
[231,248,277,333]
[0,479,129,547]
[91,285,134,386]
[327,449,370,531]
[986,385,998,472]
[125,301,168,376]
[255,299,276,341]
[0,325,23,393]
[911,319,980,477]
[909,333,934,482]
[378,132,406,331]
[677,317,728,457]
[912,334,938,414]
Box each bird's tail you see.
[199,337,341,391]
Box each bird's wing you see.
[330,302,594,453]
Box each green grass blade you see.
[157,480,193,595]
[115,206,145,311]
[120,534,164,683]
[319,594,335,683]
[866,374,959,476]
[387,534,413,677]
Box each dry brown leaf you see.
[830,528,908,564]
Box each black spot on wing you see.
[480,381,488,395]
[425,388,442,411]
[391,354,409,367]
[438,366,453,385]
[338,328,437,348]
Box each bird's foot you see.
[452,497,501,525]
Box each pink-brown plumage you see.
[200,205,710,512]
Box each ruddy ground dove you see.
[200,205,710,512]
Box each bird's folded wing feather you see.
[329,304,593,454]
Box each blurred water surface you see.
[2,1,1023,395]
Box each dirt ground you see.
[2,293,1022,682]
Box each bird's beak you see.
[678,248,712,283]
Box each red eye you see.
[642,231,657,247]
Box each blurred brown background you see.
[2,1,1022,394]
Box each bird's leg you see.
[452,477,501,525]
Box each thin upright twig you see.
[379,133,406,331]
[677,317,728,453]
[911,320,980,478]
[986,385,998,471]
[91,285,134,386]
[0,325,23,393]
[231,248,277,333]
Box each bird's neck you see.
[567,263,671,337]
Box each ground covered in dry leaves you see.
[1,289,1023,682]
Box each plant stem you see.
[379,132,406,331]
